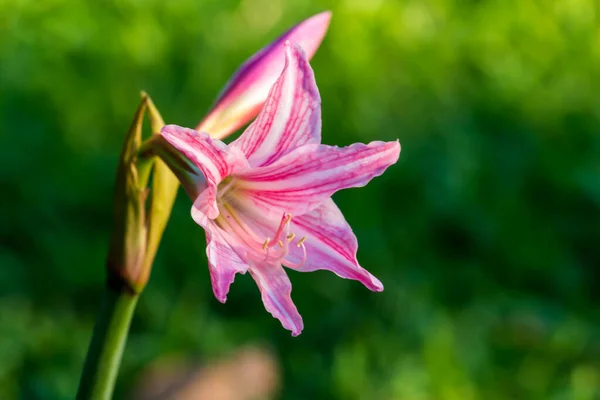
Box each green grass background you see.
[1,0,600,398]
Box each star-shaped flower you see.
[152,42,400,336]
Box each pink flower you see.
[197,11,332,139]
[154,42,400,336]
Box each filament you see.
[216,201,308,266]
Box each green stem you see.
[76,280,139,400]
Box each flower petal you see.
[284,199,383,291]
[232,41,321,167]
[160,124,248,219]
[197,11,331,139]
[235,140,400,219]
[249,263,304,336]
[205,227,249,303]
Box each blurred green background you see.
[2,0,600,399]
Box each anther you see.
[262,238,270,251]
[296,236,307,247]
[286,233,296,242]
[278,240,284,248]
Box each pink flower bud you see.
[197,11,332,139]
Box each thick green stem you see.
[76,280,139,400]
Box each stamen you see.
[263,244,271,262]
[297,236,307,247]
[218,204,302,265]
[297,242,307,265]
[283,241,308,269]
[219,205,283,264]
[221,203,265,246]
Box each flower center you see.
[215,181,307,268]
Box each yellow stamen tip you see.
[278,240,284,248]
[286,233,296,242]
[262,238,270,251]
[297,237,307,247]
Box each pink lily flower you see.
[197,11,332,139]
[153,42,400,336]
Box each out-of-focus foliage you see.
[1,0,600,399]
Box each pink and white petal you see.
[197,11,331,139]
[232,42,321,167]
[160,125,249,219]
[235,140,400,220]
[284,199,383,291]
[205,227,250,303]
[249,263,304,336]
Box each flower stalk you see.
[75,280,139,400]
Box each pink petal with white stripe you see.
[205,228,249,303]
[284,199,383,291]
[235,140,400,220]
[160,125,248,219]
[232,42,321,167]
[197,12,331,139]
[249,263,303,336]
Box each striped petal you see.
[159,125,249,220]
[249,263,303,336]
[197,12,331,139]
[235,140,401,220]
[205,227,249,303]
[232,41,321,167]
[284,199,383,291]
